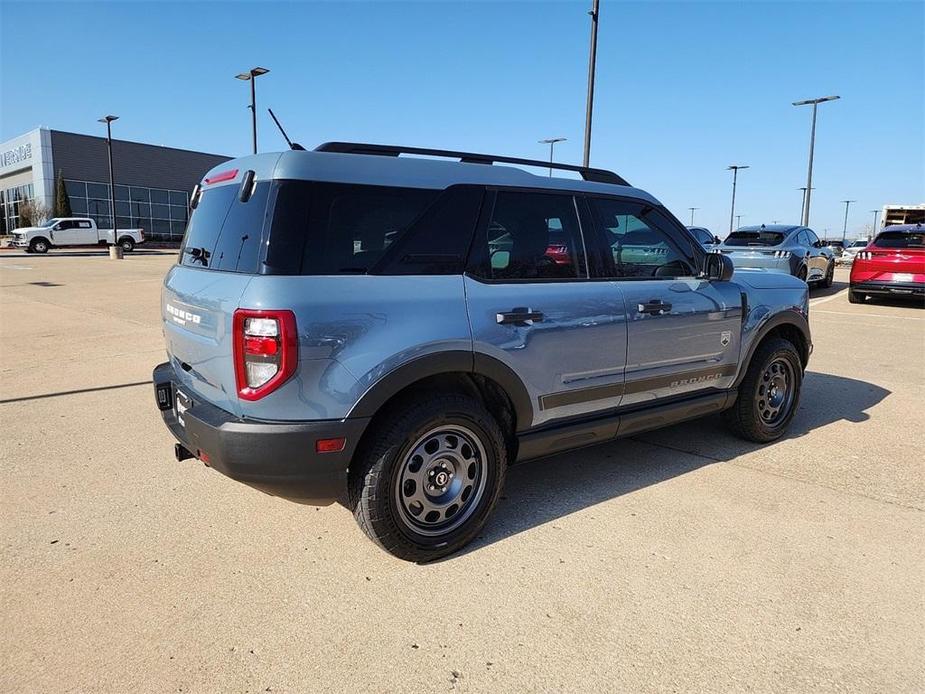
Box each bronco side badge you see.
[721,331,731,347]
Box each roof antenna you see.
[267,108,305,151]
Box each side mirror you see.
[714,236,722,245]
[703,252,734,281]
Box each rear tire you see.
[796,265,807,283]
[119,237,135,252]
[29,238,49,254]
[848,288,865,304]
[350,394,507,562]
[724,337,802,443]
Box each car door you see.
[464,189,628,428]
[587,197,743,407]
[73,220,97,245]
[49,220,78,245]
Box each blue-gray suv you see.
[153,143,812,561]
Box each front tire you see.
[724,337,802,443]
[819,261,834,288]
[350,394,507,562]
[29,238,49,254]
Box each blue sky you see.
[2,1,923,238]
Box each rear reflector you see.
[204,168,239,185]
[316,437,347,454]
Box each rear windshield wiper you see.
[183,246,211,266]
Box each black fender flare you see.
[734,309,811,387]
[347,350,534,432]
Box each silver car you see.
[720,224,835,286]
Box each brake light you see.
[232,309,298,401]
[204,168,239,185]
[139,229,145,241]
[773,250,791,258]
[857,251,873,260]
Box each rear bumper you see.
[152,362,369,505]
[850,281,925,298]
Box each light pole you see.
[870,209,880,238]
[688,207,699,225]
[798,187,814,221]
[235,67,270,154]
[793,95,840,225]
[539,137,567,177]
[727,165,749,233]
[841,199,856,243]
[98,115,119,257]
[582,0,600,167]
[736,214,744,229]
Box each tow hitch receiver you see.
[174,443,195,462]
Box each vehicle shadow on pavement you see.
[808,279,848,299]
[457,371,890,557]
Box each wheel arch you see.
[347,350,533,435]
[735,310,810,387]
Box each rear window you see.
[873,231,925,249]
[179,182,270,272]
[724,231,786,247]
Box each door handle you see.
[637,299,672,315]
[496,308,544,325]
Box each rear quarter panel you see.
[236,275,471,422]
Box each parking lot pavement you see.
[1,259,922,693]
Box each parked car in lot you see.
[840,239,870,264]
[719,224,835,286]
[153,143,812,561]
[686,226,721,250]
[11,217,144,253]
[849,224,925,303]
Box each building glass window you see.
[63,179,191,240]
[0,183,35,233]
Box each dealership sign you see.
[1,143,32,168]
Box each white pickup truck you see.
[11,217,145,253]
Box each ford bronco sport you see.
[153,143,811,562]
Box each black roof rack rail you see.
[314,142,630,186]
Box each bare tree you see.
[17,198,53,228]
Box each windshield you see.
[873,231,925,249]
[40,218,61,227]
[724,231,787,247]
[850,240,868,248]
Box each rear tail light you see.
[232,309,298,401]
[773,250,791,258]
[857,251,873,260]
[139,229,145,241]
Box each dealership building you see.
[0,128,230,239]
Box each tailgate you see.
[162,265,253,417]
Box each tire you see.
[723,337,803,443]
[819,261,834,288]
[350,393,507,562]
[848,288,865,304]
[29,238,49,254]
[119,237,135,252]
[796,265,807,283]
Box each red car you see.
[849,224,925,304]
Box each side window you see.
[796,230,810,246]
[471,191,586,281]
[589,198,695,279]
[78,221,92,229]
[805,229,820,247]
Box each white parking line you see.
[809,290,846,307]
[814,309,924,321]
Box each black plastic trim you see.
[734,310,811,387]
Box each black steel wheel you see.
[350,393,507,562]
[724,337,802,443]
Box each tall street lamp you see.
[235,67,270,154]
[582,0,600,167]
[798,187,814,221]
[98,115,119,257]
[870,209,880,238]
[539,137,567,177]
[841,199,856,243]
[736,214,744,229]
[727,165,749,233]
[688,207,699,225]
[793,95,840,225]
